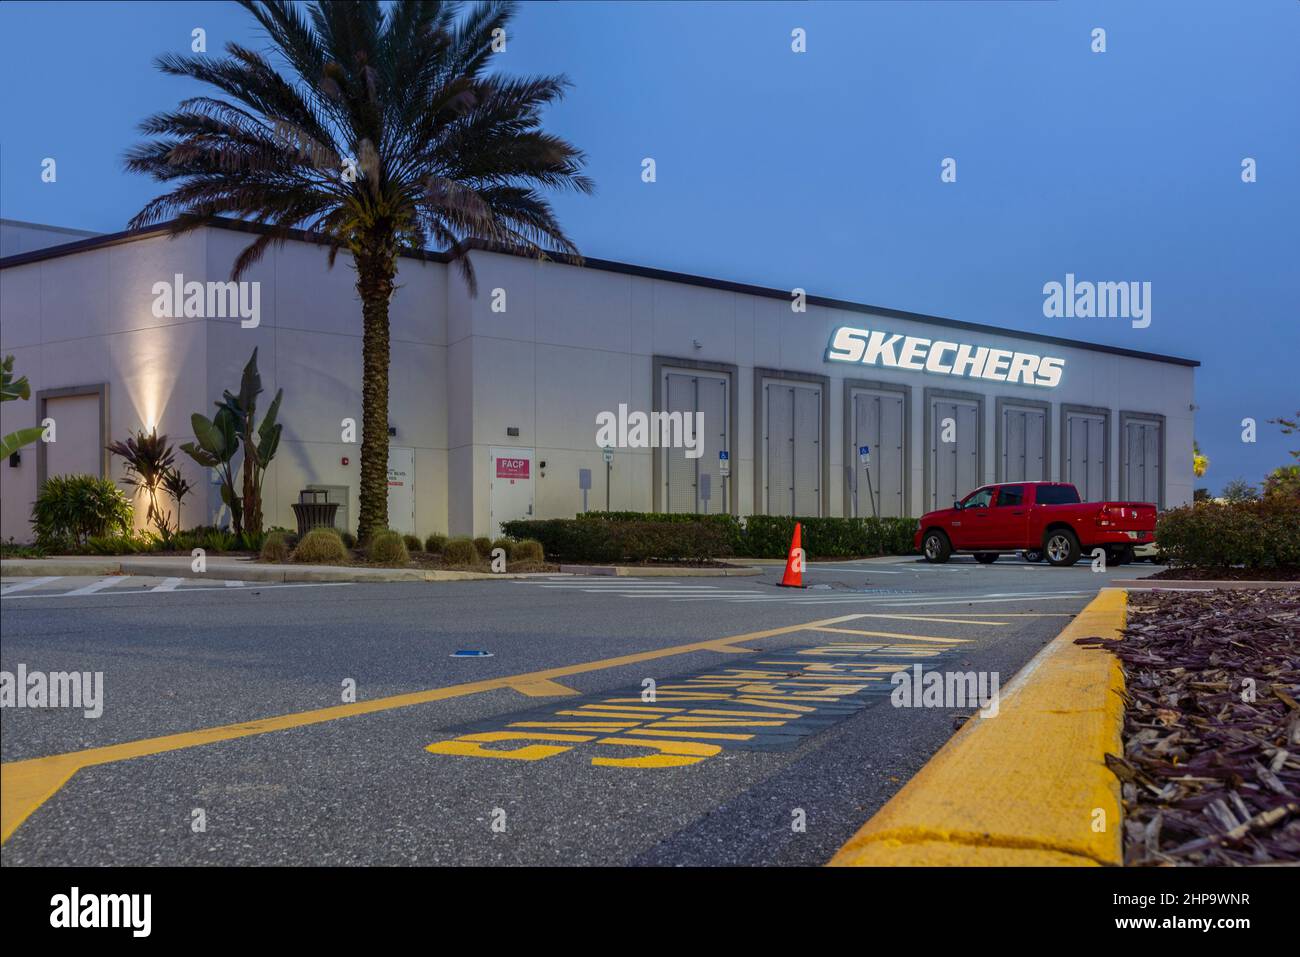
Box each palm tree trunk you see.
[355,240,398,544]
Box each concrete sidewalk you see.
[1,554,764,583]
[0,555,540,584]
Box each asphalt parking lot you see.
[0,556,1155,865]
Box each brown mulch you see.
[1076,589,1300,865]
[1142,566,1300,582]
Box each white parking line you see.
[61,576,129,596]
[0,576,61,595]
[151,578,184,592]
[3,581,353,600]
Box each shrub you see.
[1156,498,1300,569]
[512,538,544,563]
[403,534,422,553]
[31,474,133,548]
[339,530,356,548]
[500,519,729,563]
[260,530,290,562]
[473,536,492,558]
[84,530,161,555]
[741,516,917,558]
[370,529,410,565]
[577,511,745,552]
[442,536,478,565]
[291,527,348,564]
[425,533,447,554]
[490,537,513,559]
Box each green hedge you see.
[741,516,917,558]
[503,514,917,562]
[1156,499,1300,569]
[501,518,733,563]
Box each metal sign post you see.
[602,447,613,511]
[858,445,879,522]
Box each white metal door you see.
[386,446,416,535]
[490,446,535,532]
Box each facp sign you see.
[825,325,1065,388]
[496,457,530,480]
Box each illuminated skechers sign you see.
[825,326,1065,388]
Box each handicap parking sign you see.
[858,445,871,466]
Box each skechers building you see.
[0,217,1198,541]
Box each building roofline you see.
[0,216,1200,368]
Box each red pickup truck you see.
[914,481,1157,567]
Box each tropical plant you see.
[1263,465,1300,501]
[1268,412,1299,462]
[107,428,179,536]
[31,474,133,548]
[215,348,282,537]
[125,0,592,542]
[180,405,242,534]
[1,355,46,460]
[160,467,195,526]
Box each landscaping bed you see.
[1077,589,1300,865]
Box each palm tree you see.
[126,0,592,542]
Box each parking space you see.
[0,559,1137,865]
[1,576,352,601]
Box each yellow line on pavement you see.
[849,614,1008,626]
[812,627,970,644]
[0,612,870,844]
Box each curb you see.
[829,588,1128,867]
[0,557,545,584]
[557,564,762,577]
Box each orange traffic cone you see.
[779,522,805,588]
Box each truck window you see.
[1035,484,1082,505]
[996,485,1024,507]
[962,488,994,509]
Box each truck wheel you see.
[974,552,998,564]
[1021,549,1044,563]
[922,530,952,563]
[1044,529,1081,567]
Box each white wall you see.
[1,225,1196,542]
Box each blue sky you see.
[1,0,1296,491]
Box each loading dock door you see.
[764,382,821,516]
[929,398,979,510]
[1065,412,1106,501]
[663,372,729,514]
[1001,405,1046,483]
[1123,418,1162,505]
[851,390,905,518]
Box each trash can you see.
[291,489,340,537]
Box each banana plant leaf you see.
[0,425,45,459]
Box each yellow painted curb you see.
[829,588,1127,867]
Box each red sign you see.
[496,457,530,479]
